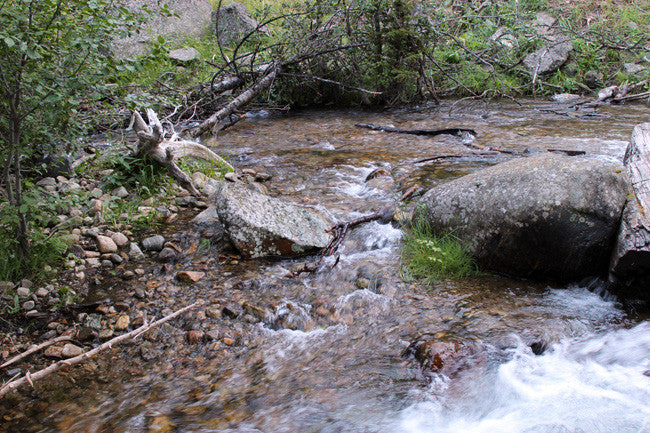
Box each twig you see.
[0,336,73,370]
[0,302,199,399]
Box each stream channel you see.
[5,100,650,432]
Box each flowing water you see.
[3,100,649,432]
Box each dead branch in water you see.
[355,123,516,155]
[287,186,419,277]
[0,303,199,399]
[355,122,476,137]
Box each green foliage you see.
[401,218,479,284]
[0,186,72,282]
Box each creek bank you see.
[415,152,629,282]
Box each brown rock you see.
[187,330,205,344]
[96,235,118,254]
[115,314,130,331]
[111,232,130,248]
[44,346,63,358]
[176,271,205,283]
[222,337,234,346]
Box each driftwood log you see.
[132,109,233,195]
[609,122,650,299]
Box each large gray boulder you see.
[212,2,267,46]
[415,153,629,281]
[114,0,213,58]
[216,182,333,258]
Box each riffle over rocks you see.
[415,153,629,281]
[215,182,333,258]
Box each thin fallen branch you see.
[0,302,199,399]
[0,336,73,370]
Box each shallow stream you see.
[3,100,650,432]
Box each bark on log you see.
[609,122,650,299]
[190,64,279,137]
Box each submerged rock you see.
[415,153,629,281]
[404,335,485,378]
[215,182,333,258]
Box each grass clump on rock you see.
[401,218,479,284]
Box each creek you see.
[3,100,650,432]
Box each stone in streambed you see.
[215,182,333,258]
[415,153,629,281]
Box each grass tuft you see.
[401,218,479,284]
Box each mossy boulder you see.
[415,153,629,281]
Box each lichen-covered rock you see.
[415,153,629,281]
[212,2,268,46]
[524,40,573,74]
[215,182,333,258]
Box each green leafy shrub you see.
[401,218,479,284]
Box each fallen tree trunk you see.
[190,64,280,137]
[609,122,650,300]
[132,109,233,195]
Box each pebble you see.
[112,186,129,198]
[157,247,177,262]
[205,307,222,319]
[36,177,56,187]
[20,279,33,288]
[61,343,84,358]
[177,271,205,283]
[88,199,103,216]
[115,314,130,331]
[187,330,204,344]
[224,172,237,182]
[16,287,31,298]
[98,329,115,339]
[141,235,165,252]
[44,346,63,358]
[110,253,124,264]
[129,243,146,260]
[22,300,35,310]
[242,168,257,176]
[25,310,40,318]
[86,257,101,267]
[111,232,130,248]
[96,235,118,253]
[101,260,113,268]
[255,172,272,182]
[222,337,235,346]
[123,270,135,279]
